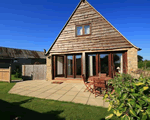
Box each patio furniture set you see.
[82,74,114,98]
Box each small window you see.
[76,24,91,36]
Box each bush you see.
[104,73,150,120]
[14,68,22,78]
[138,61,150,69]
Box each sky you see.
[0,0,150,60]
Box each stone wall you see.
[46,55,52,81]
[127,47,138,74]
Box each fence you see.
[0,67,11,83]
[22,65,46,80]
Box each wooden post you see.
[82,52,86,76]
[108,53,112,78]
[64,55,67,78]
[123,51,128,74]
[9,66,11,83]
[96,54,99,76]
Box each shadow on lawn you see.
[0,98,65,120]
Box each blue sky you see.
[0,0,150,60]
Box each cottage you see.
[45,0,141,81]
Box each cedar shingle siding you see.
[50,1,133,53]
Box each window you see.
[76,24,90,36]
[13,59,18,63]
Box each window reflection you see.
[100,54,108,74]
[84,25,90,34]
[113,53,123,73]
[77,26,83,36]
[76,55,81,75]
[67,55,73,75]
[88,54,96,76]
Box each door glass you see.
[67,55,73,76]
[57,56,63,75]
[76,55,81,75]
[113,53,123,73]
[100,54,109,74]
[88,54,96,76]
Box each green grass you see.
[11,74,22,80]
[0,82,118,120]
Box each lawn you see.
[0,82,118,120]
[11,74,22,80]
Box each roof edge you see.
[45,0,83,56]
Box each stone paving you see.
[9,80,109,108]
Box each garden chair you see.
[93,78,107,97]
[81,74,94,93]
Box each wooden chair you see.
[81,74,94,93]
[93,78,107,97]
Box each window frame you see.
[76,23,91,37]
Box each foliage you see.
[104,73,150,120]
[14,68,22,78]
[138,60,150,69]
[138,55,143,62]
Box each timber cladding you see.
[50,1,133,53]
[22,65,46,80]
[0,67,11,83]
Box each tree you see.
[138,55,143,62]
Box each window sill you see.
[76,34,91,37]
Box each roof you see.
[0,46,46,59]
[45,0,141,55]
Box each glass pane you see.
[88,54,96,76]
[84,25,90,34]
[100,54,109,74]
[77,26,83,36]
[113,53,123,73]
[76,55,81,75]
[67,55,73,75]
[57,56,63,75]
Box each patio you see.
[9,80,109,108]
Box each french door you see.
[66,54,82,78]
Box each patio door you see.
[56,56,64,77]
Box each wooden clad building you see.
[45,0,141,81]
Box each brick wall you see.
[127,47,138,74]
[46,55,52,81]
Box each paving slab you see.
[76,92,91,98]
[45,93,63,100]
[72,96,88,104]
[59,95,75,102]
[35,92,53,99]
[87,98,104,106]
[65,91,79,96]
[18,90,33,96]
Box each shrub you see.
[104,73,150,120]
[14,68,22,78]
